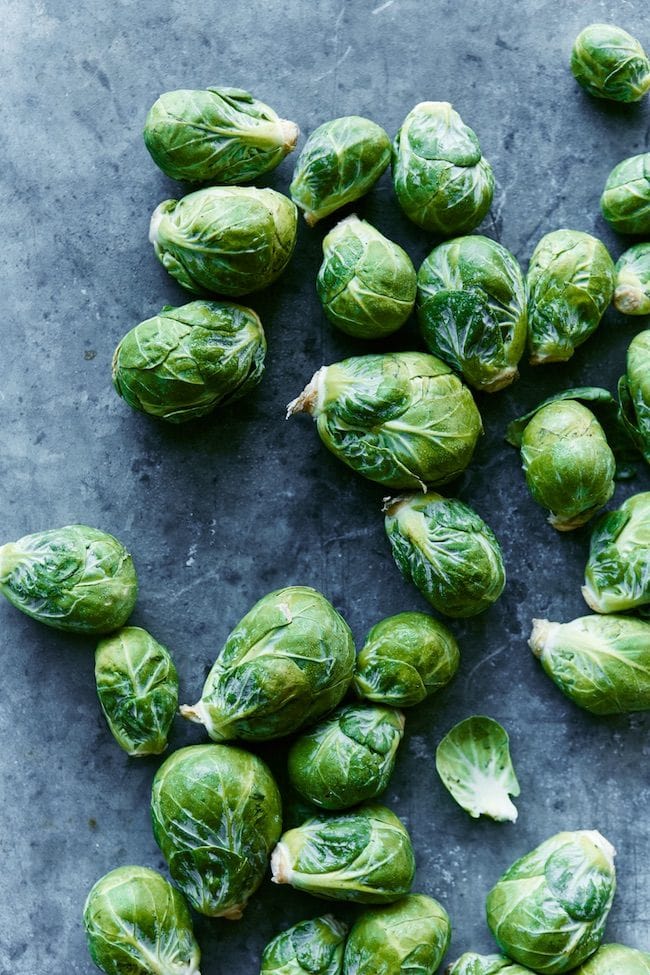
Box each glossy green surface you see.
[614,243,650,315]
[572,944,650,974]
[601,153,650,234]
[582,492,650,614]
[619,329,650,464]
[260,916,347,975]
[447,953,534,975]
[571,23,650,102]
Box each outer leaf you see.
[582,492,650,614]
[447,953,535,975]
[618,329,650,464]
[614,243,650,315]
[572,944,650,974]
[600,153,650,235]
[571,23,650,102]
[260,916,348,975]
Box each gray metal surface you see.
[1,1,649,971]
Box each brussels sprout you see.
[353,612,460,708]
[287,352,482,491]
[271,803,415,904]
[417,235,527,392]
[619,329,650,464]
[150,186,297,296]
[384,493,505,618]
[582,492,650,614]
[435,716,519,823]
[486,830,617,974]
[526,230,615,365]
[260,915,348,975]
[447,954,534,975]
[342,894,451,975]
[290,116,391,226]
[143,86,299,184]
[572,944,650,974]
[151,743,282,918]
[317,216,416,339]
[287,704,405,810]
[601,154,650,235]
[180,586,355,741]
[0,524,137,634]
[83,865,201,975]
[614,243,650,315]
[571,24,650,102]
[529,614,650,714]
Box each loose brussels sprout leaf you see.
[317,216,416,339]
[571,24,650,102]
[614,243,650,315]
[572,944,650,974]
[353,611,460,708]
[601,153,650,235]
[486,830,617,974]
[288,704,405,810]
[180,586,355,741]
[392,102,494,235]
[290,116,391,225]
[271,803,415,904]
[417,235,527,392]
[619,329,650,465]
[435,716,520,822]
[143,86,298,183]
[529,614,650,714]
[112,300,266,423]
[83,865,201,975]
[447,953,534,975]
[384,493,505,618]
[526,230,615,365]
[0,524,138,634]
[150,186,297,296]
[287,352,482,491]
[260,915,348,975]
[582,492,650,614]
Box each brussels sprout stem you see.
[270,842,292,884]
[279,119,300,152]
[614,282,645,315]
[286,368,326,418]
[0,543,21,581]
[528,618,552,658]
[481,366,518,393]
[178,700,230,740]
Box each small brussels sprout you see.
[271,803,415,904]
[619,329,650,464]
[572,944,650,974]
[287,352,482,491]
[614,243,650,315]
[150,186,297,296]
[353,611,460,708]
[417,235,527,392]
[582,492,650,614]
[486,830,617,974]
[151,743,282,918]
[526,230,615,365]
[83,865,201,975]
[180,586,355,741]
[529,614,650,714]
[317,216,416,339]
[435,716,520,823]
[392,101,494,235]
[143,86,299,183]
[290,116,391,226]
[342,894,451,975]
[571,24,650,102]
[0,524,137,634]
[260,915,348,975]
[384,493,505,618]
[601,154,650,235]
[447,953,534,975]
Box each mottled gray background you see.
[1,0,649,971]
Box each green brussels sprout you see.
[112,300,266,423]
[447,953,534,975]
[572,944,650,974]
[529,614,650,714]
[417,235,527,392]
[287,704,405,810]
[601,154,650,235]
[95,627,178,756]
[83,865,201,975]
[619,329,650,464]
[435,716,520,823]
[151,743,282,919]
[180,586,355,741]
[486,830,617,974]
[614,243,650,314]
[571,24,650,102]
[342,894,451,975]
[392,101,494,235]
[143,86,299,184]
[290,116,391,226]
[260,915,348,975]
[287,352,482,491]
[384,493,505,618]
[150,186,297,296]
[271,803,415,904]
[316,216,416,339]
[526,230,615,365]
[582,492,650,614]
[0,524,137,634]
[353,611,460,708]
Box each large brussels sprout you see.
[601,154,650,235]
[384,493,505,618]
[342,894,451,975]
[290,116,391,226]
[447,954,534,975]
[260,915,348,975]
[572,944,650,974]
[180,586,355,741]
[83,865,201,975]
[529,614,650,714]
[271,803,415,904]
[486,830,617,974]
[353,611,460,708]
[317,216,416,339]
[151,743,282,918]
[571,24,650,102]
[619,329,650,464]
[112,300,266,423]
[417,235,527,392]
[0,525,137,634]
[582,492,650,614]
[143,86,299,183]
[287,352,482,491]
[526,230,615,364]
[150,186,297,296]
[614,243,650,315]
[392,102,494,235]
